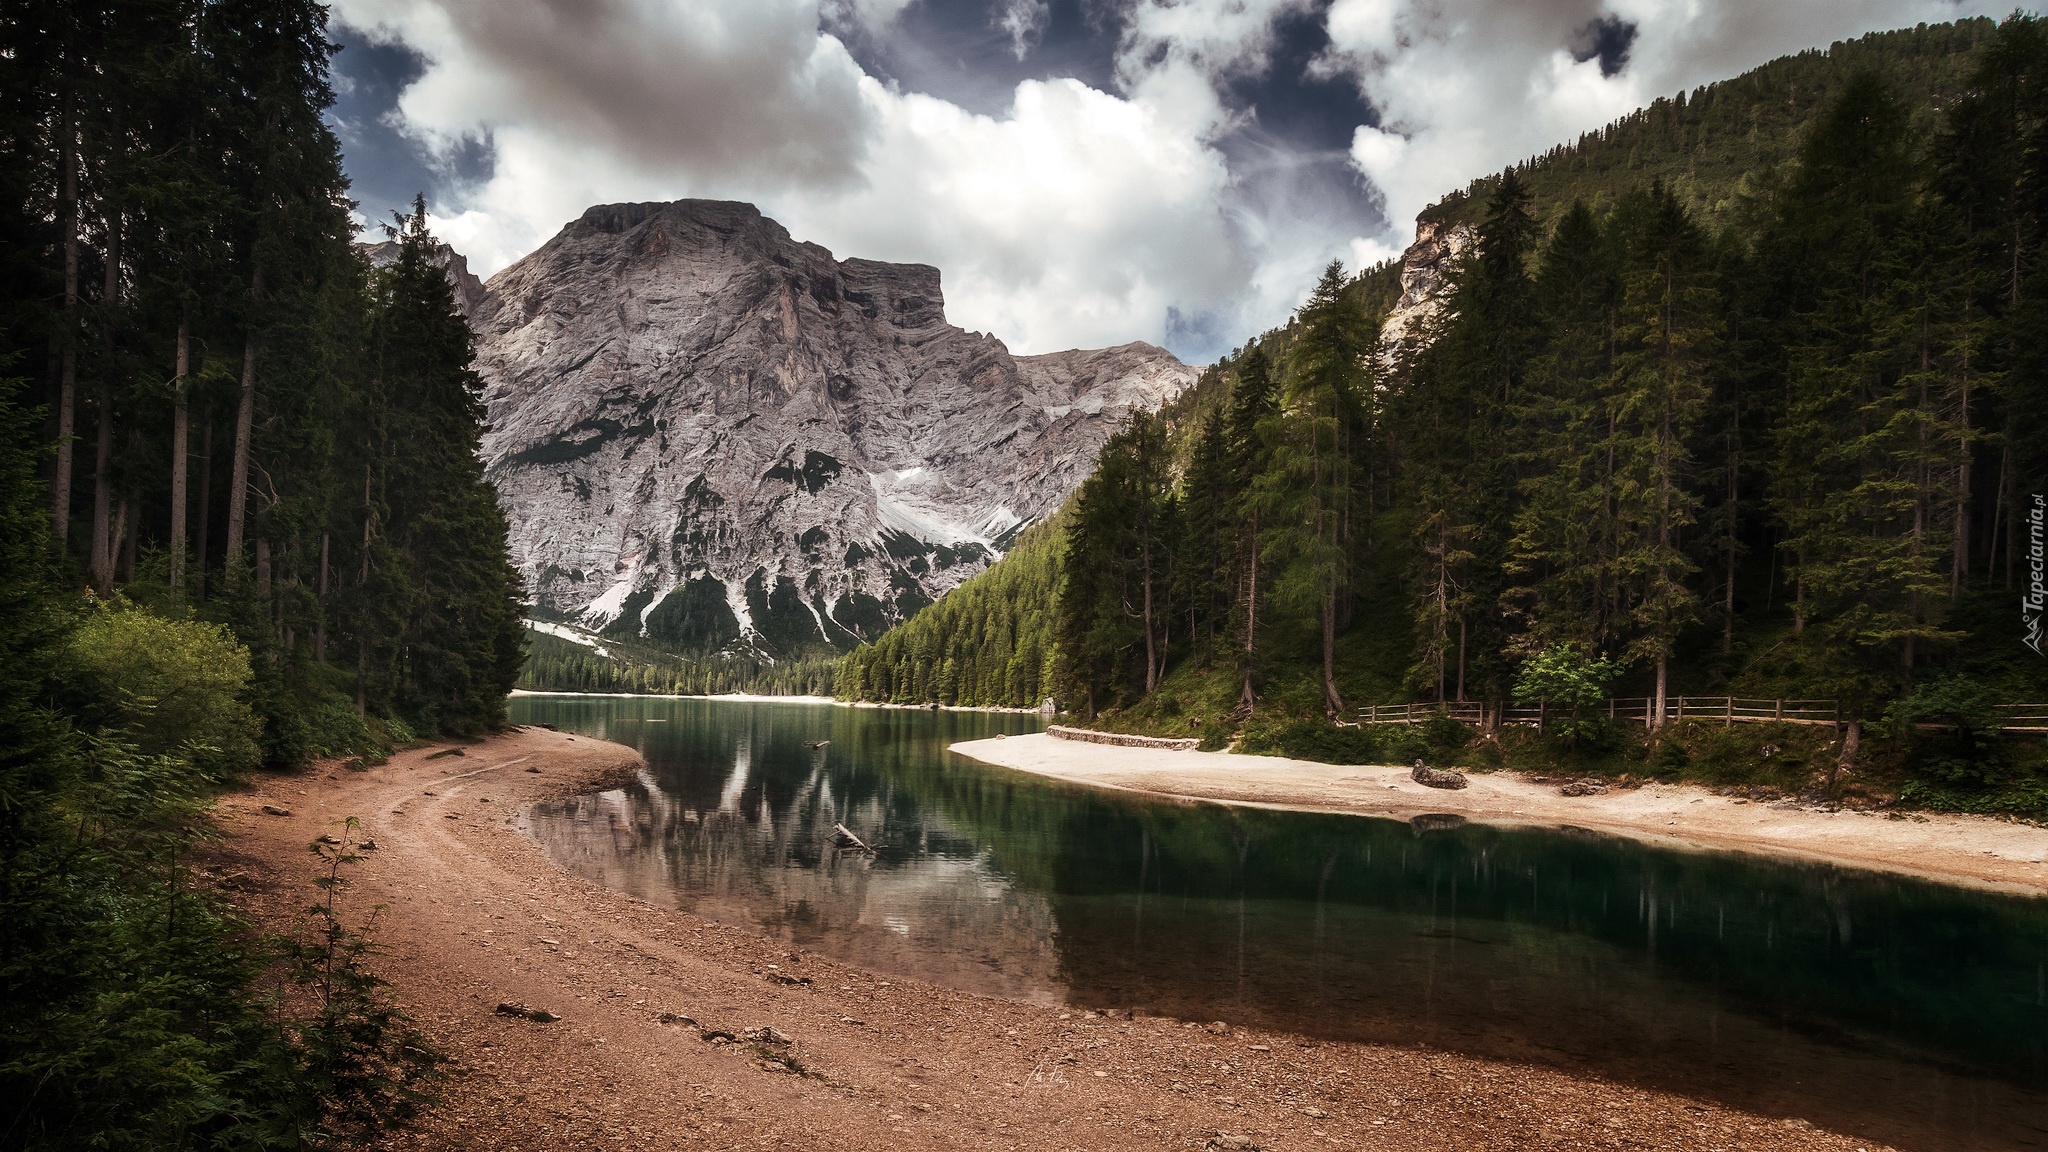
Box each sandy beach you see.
[200,726,1915,1151]
[952,733,2048,896]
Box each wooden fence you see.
[1360,699,2048,733]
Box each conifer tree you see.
[356,201,525,734]
[1607,183,1718,725]
[1399,174,1540,704]
[1226,345,1277,709]
[1264,262,1373,715]
[1508,200,1622,654]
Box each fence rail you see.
[1360,698,2048,733]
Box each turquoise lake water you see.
[510,694,2048,1151]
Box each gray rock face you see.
[1377,217,1473,362]
[470,200,1194,657]
[360,239,489,322]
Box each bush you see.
[1513,644,1622,750]
[65,599,263,779]
[1240,716,1385,764]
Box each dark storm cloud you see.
[1571,14,1638,78]
[825,0,1128,115]
[329,24,494,225]
[357,0,875,193]
[1210,1,1383,254]
[830,0,1387,308]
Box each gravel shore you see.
[208,727,1905,1151]
[953,732,2048,896]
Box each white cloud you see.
[335,0,2008,360]
[333,0,1295,356]
[1327,0,2002,246]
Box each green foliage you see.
[0,377,439,1145]
[1239,717,1383,764]
[852,16,2048,811]
[521,629,838,697]
[1514,644,1624,748]
[64,597,263,777]
[838,512,1063,708]
[1426,19,1996,232]
[7,9,522,756]
[276,818,441,1140]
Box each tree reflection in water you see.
[517,695,2048,1152]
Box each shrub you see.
[1513,644,1622,750]
[1240,717,1385,764]
[65,599,262,779]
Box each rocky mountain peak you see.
[359,237,489,322]
[470,198,1195,659]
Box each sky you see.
[327,0,1996,362]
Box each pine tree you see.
[1507,200,1622,655]
[1226,345,1277,710]
[1399,173,1540,704]
[1264,262,1373,715]
[359,201,526,734]
[1607,183,1718,725]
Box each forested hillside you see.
[1431,18,1995,230]
[1,0,522,1140]
[849,14,2048,808]
[836,512,1064,707]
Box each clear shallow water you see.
[512,694,2048,1151]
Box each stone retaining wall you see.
[1047,724,1199,751]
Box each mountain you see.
[468,200,1194,659]
[361,237,489,321]
[846,13,2044,746]
[1378,19,1992,362]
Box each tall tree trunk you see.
[194,419,212,600]
[1954,372,1970,594]
[1141,532,1157,695]
[1723,388,1739,657]
[1238,511,1258,711]
[117,490,136,582]
[356,462,374,714]
[315,531,329,662]
[90,223,120,594]
[1653,653,1669,729]
[224,330,256,585]
[1322,577,1341,717]
[53,100,77,543]
[169,319,189,593]
[1455,617,1466,703]
[88,377,114,594]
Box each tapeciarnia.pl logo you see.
[2028,494,2046,655]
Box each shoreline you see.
[202,727,1905,1152]
[952,733,2048,897]
[510,688,1045,714]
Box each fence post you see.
[1676,697,1684,722]
[1726,697,1734,727]
[1775,699,1783,721]
[1608,697,1615,720]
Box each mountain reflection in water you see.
[514,695,2048,1152]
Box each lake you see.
[511,694,2048,1151]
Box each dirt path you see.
[953,734,2048,896]
[213,727,1892,1151]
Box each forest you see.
[2,0,523,1142]
[839,15,2048,810]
